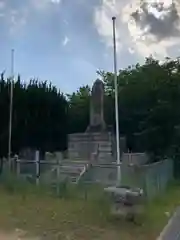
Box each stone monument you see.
[86,79,106,132]
[67,79,126,162]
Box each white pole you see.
[8,49,14,170]
[112,17,121,186]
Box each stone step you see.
[60,165,84,172]
[41,162,86,184]
[98,152,112,156]
[68,142,112,151]
[62,159,88,163]
[69,135,111,141]
[61,162,85,167]
[67,158,89,162]
[57,161,86,183]
[98,147,112,152]
[99,145,112,150]
[98,155,113,161]
[60,169,82,175]
[60,171,81,177]
[98,141,112,146]
[60,166,83,172]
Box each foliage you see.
[1,56,180,159]
[67,85,91,133]
[0,74,67,156]
[0,180,180,239]
[98,57,180,158]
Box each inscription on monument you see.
[87,79,106,132]
[92,80,102,115]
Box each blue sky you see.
[0,0,180,93]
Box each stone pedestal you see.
[67,79,127,164]
[68,132,115,161]
[68,133,127,162]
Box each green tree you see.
[0,74,68,156]
[67,85,91,133]
[99,57,180,157]
[1,56,180,161]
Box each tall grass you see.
[0,170,108,203]
[0,171,180,239]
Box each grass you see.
[0,176,180,240]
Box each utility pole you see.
[112,17,121,185]
[8,49,14,170]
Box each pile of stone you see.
[104,186,144,222]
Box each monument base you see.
[86,122,106,133]
[68,131,116,162]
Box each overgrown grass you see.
[0,174,180,240]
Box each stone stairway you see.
[59,160,87,183]
[98,141,113,162]
[68,132,115,161]
[63,132,118,184]
[41,160,88,184]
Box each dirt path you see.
[0,229,39,240]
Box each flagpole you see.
[112,17,121,185]
[8,49,14,169]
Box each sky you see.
[0,0,180,93]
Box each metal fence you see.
[174,158,180,179]
[80,159,174,200]
[1,155,174,201]
[121,159,173,200]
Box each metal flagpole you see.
[112,17,121,185]
[8,49,14,170]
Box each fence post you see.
[56,152,62,196]
[0,158,3,175]
[16,156,20,177]
[35,150,40,186]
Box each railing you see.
[76,144,100,183]
[90,143,99,162]
[1,153,173,201]
[13,156,91,185]
[76,162,90,183]
[16,157,62,185]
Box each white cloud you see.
[121,0,180,58]
[62,36,70,46]
[0,0,62,35]
[94,0,123,51]
[63,19,68,25]
[51,0,61,3]
[8,8,28,36]
[128,47,135,54]
[0,1,5,9]
[31,0,61,11]
[0,0,5,17]
[94,0,180,60]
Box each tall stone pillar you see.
[86,79,106,132]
